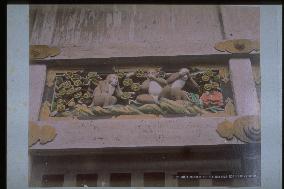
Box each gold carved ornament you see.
[216,115,260,143]
[30,45,61,60]
[29,121,57,147]
[215,39,259,54]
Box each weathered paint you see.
[29,5,260,59]
[29,64,46,121]
[229,58,260,115]
[29,116,244,150]
[220,5,260,40]
[29,5,260,150]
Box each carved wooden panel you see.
[39,63,235,120]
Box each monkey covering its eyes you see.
[159,68,200,101]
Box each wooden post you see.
[62,173,76,187]
[229,58,260,115]
[199,171,213,187]
[241,144,261,186]
[165,171,178,187]
[28,156,45,187]
[97,171,110,187]
[131,172,144,187]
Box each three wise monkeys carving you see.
[89,68,200,108]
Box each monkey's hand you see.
[125,72,135,78]
[190,77,200,89]
[150,77,167,86]
[148,75,155,80]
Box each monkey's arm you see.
[93,81,104,96]
[140,80,150,91]
[89,82,103,107]
[189,77,200,89]
[151,77,168,86]
[166,73,181,84]
[115,84,123,97]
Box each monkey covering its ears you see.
[89,74,123,108]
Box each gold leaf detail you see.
[214,42,226,52]
[48,47,61,57]
[39,101,51,120]
[46,70,56,87]
[224,98,236,115]
[29,122,57,147]
[30,45,50,59]
[30,45,61,60]
[216,120,234,140]
[214,39,259,54]
[39,125,57,144]
[28,122,40,147]
[219,68,229,83]
[233,115,260,143]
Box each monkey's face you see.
[147,69,159,78]
[107,74,119,87]
[181,74,189,81]
[179,68,190,81]
[179,68,189,75]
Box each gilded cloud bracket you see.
[214,39,260,54]
[29,122,57,147]
[30,45,61,60]
[216,115,261,143]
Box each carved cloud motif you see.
[215,39,259,54]
[216,120,234,140]
[30,45,61,60]
[216,115,261,143]
[29,122,57,147]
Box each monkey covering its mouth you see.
[136,68,168,104]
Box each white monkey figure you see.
[135,68,167,104]
[159,68,200,101]
[170,68,190,89]
[89,74,123,108]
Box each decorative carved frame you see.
[29,54,260,151]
